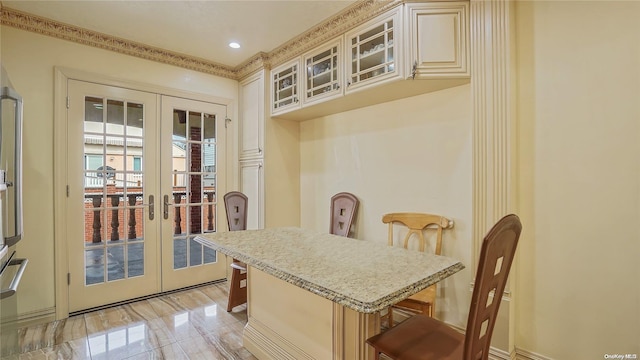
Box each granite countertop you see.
[195,227,464,314]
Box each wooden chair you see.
[382,212,454,326]
[330,192,359,237]
[223,191,248,312]
[367,214,522,360]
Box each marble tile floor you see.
[3,282,257,360]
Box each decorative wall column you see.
[470,0,517,358]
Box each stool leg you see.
[227,267,247,312]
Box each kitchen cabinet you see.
[302,40,343,105]
[239,71,265,229]
[269,1,470,120]
[239,158,264,230]
[271,59,301,116]
[239,71,264,159]
[405,1,469,79]
[345,7,403,93]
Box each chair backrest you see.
[224,191,248,231]
[464,214,522,360]
[330,192,359,237]
[382,212,454,254]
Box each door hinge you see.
[66,97,70,109]
[67,273,71,285]
[66,185,70,197]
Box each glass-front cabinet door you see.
[345,9,402,92]
[303,40,342,104]
[271,59,301,116]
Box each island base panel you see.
[244,267,379,360]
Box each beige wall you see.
[1,26,237,318]
[516,1,640,358]
[299,84,473,326]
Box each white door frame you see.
[53,67,237,319]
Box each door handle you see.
[163,195,172,220]
[0,258,28,300]
[148,195,154,220]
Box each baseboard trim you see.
[11,307,56,329]
[515,348,554,360]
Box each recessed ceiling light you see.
[229,42,240,49]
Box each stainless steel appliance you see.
[0,67,27,358]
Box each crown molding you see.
[267,0,401,69]
[1,1,401,81]
[0,6,236,79]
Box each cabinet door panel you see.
[240,159,264,230]
[406,2,469,78]
[345,8,402,92]
[240,72,264,158]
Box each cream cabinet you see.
[271,59,301,116]
[239,158,264,230]
[239,71,264,159]
[345,7,403,92]
[405,2,469,79]
[239,71,266,229]
[302,40,343,105]
[269,2,470,120]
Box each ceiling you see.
[2,0,357,68]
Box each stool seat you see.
[224,191,249,312]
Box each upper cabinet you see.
[303,40,343,105]
[405,1,469,79]
[239,71,265,159]
[345,7,403,93]
[270,1,470,120]
[271,59,301,116]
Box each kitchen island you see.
[195,227,464,360]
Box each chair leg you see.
[227,267,247,312]
[388,307,394,328]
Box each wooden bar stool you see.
[367,214,522,360]
[330,192,359,237]
[381,212,454,326]
[223,191,248,312]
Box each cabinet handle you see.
[258,147,263,154]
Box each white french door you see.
[159,95,227,291]
[67,80,227,312]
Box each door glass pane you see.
[127,242,144,277]
[171,108,218,270]
[83,97,147,285]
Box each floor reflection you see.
[4,282,254,360]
